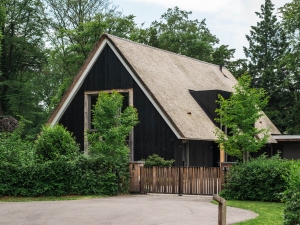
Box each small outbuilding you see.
[48,34,281,166]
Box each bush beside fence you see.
[0,155,129,197]
[282,161,300,225]
[219,154,291,202]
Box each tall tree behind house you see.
[280,0,300,134]
[244,0,292,134]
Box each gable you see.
[49,34,281,142]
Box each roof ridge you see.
[105,33,225,69]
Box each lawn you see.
[226,200,285,225]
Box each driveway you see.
[0,194,257,225]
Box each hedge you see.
[282,161,300,224]
[0,155,129,197]
[219,154,291,202]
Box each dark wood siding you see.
[189,90,230,127]
[133,83,181,163]
[189,141,219,167]
[282,143,300,159]
[59,44,134,151]
[59,43,182,164]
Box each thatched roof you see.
[48,34,280,143]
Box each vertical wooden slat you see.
[195,168,198,194]
[191,168,194,195]
[189,168,192,195]
[208,168,213,195]
[218,167,221,194]
[214,168,217,194]
[140,166,144,194]
[176,167,179,194]
[179,167,183,196]
[199,167,203,195]
[184,167,187,194]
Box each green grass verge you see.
[226,200,285,225]
[0,195,105,202]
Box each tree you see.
[136,7,235,64]
[280,0,300,134]
[44,0,139,110]
[243,0,291,133]
[87,91,138,162]
[0,0,48,137]
[0,2,4,88]
[214,75,269,162]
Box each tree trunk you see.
[243,151,248,163]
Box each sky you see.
[112,0,290,59]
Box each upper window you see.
[84,89,133,153]
[89,92,130,130]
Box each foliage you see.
[0,121,35,166]
[134,7,234,65]
[0,0,48,137]
[144,154,174,167]
[87,91,138,158]
[86,91,138,194]
[214,74,269,161]
[279,0,300,134]
[225,200,284,225]
[35,124,79,162]
[45,0,138,111]
[220,154,290,202]
[0,155,129,197]
[0,1,4,78]
[243,0,292,134]
[0,195,103,202]
[282,160,300,225]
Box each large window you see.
[84,89,134,159]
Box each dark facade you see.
[190,90,231,127]
[58,44,219,166]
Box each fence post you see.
[140,166,145,194]
[213,194,226,225]
[179,167,183,196]
[153,167,157,192]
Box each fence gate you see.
[139,166,221,195]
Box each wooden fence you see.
[140,167,221,195]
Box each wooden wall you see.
[189,141,219,167]
[58,43,219,167]
[59,44,182,163]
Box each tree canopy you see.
[1,0,299,139]
[243,0,298,134]
[215,75,269,162]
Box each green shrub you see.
[144,154,175,167]
[282,160,300,225]
[35,124,79,161]
[219,154,290,202]
[0,123,35,166]
[0,155,129,197]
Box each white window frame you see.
[84,89,134,161]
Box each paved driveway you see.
[0,194,257,225]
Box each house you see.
[48,34,281,167]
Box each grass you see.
[0,195,105,202]
[225,200,285,225]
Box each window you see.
[84,89,134,160]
